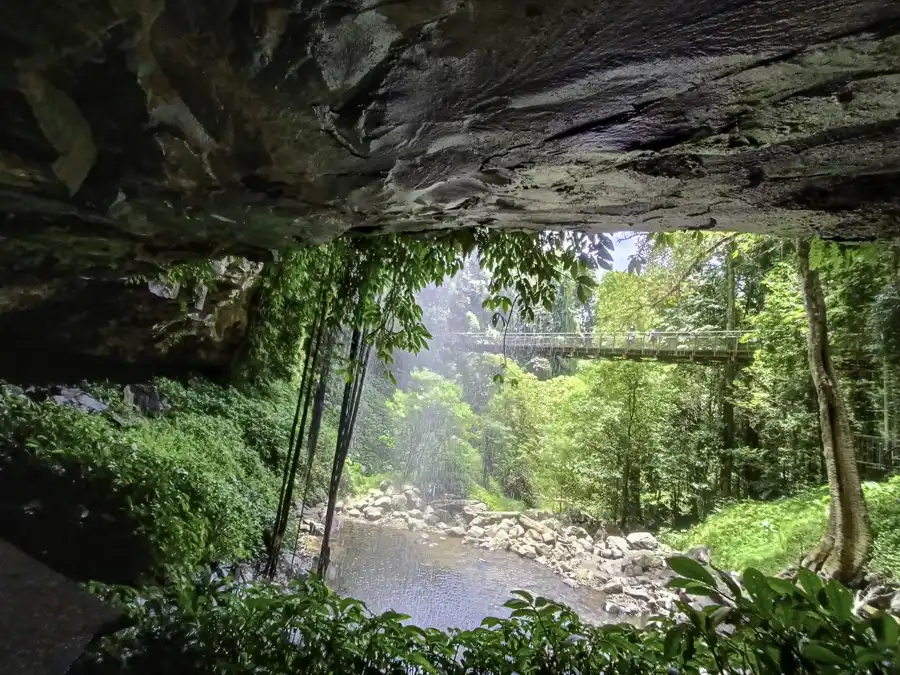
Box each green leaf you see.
[667,556,716,587]
[801,641,845,665]
[869,613,900,646]
[663,624,688,659]
[796,569,824,599]
[823,581,853,622]
[407,653,436,673]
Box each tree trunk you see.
[796,238,871,582]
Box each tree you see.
[797,238,871,581]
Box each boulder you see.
[541,530,557,545]
[519,545,537,560]
[606,536,631,553]
[411,496,425,510]
[346,508,362,518]
[363,507,383,521]
[626,532,659,551]
[434,509,451,524]
[499,518,515,531]
[448,526,466,537]
[494,530,510,545]
[335,501,344,513]
[424,505,435,515]
[391,494,408,511]
[379,479,392,492]
[601,581,624,595]
[563,578,578,589]
[424,514,440,526]
[408,509,423,519]
[484,525,499,538]
[407,518,425,531]
[623,586,653,602]
[509,524,525,539]
[526,529,543,542]
[373,496,393,510]
[461,505,480,523]
[518,514,552,536]
[564,525,591,540]
[686,545,712,565]
[468,525,486,538]
[534,543,550,557]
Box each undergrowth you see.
[0,379,299,584]
[665,477,900,577]
[75,559,900,675]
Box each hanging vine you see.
[263,229,612,577]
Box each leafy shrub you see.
[665,478,900,578]
[78,558,899,675]
[0,388,276,584]
[469,480,527,512]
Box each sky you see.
[610,234,637,272]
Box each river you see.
[325,518,610,630]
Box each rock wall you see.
[1,0,899,376]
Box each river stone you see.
[607,536,631,552]
[408,518,425,531]
[373,496,393,510]
[411,496,425,510]
[448,526,466,537]
[363,506,383,521]
[686,545,712,565]
[564,525,591,540]
[626,532,659,550]
[470,516,486,528]
[468,525,486,538]
[408,509,423,519]
[435,509,451,523]
[484,525,499,538]
[424,505,434,515]
[424,514,439,526]
[519,545,537,560]
[335,501,344,513]
[601,581,624,595]
[494,530,510,545]
[543,518,562,532]
[541,530,557,545]
[563,578,578,589]
[509,524,525,538]
[346,508,361,518]
[401,484,417,493]
[526,529,542,543]
[436,522,448,531]
[499,518,515,531]
[391,494,408,511]
[461,505,480,523]
[379,479,391,492]
[534,543,550,557]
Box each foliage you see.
[666,477,900,578]
[78,559,899,675]
[0,383,278,585]
[468,480,527,512]
[383,369,480,497]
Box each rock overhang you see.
[0,0,899,377]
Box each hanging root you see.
[801,534,835,573]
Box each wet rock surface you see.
[0,1,899,376]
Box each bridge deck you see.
[454,331,757,364]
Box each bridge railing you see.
[453,331,757,360]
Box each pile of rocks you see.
[336,482,685,617]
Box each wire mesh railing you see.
[453,330,757,362]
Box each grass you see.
[664,476,900,578]
[469,480,527,512]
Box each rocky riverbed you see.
[323,482,695,618]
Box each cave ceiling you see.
[0,0,899,377]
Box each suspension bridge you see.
[453,330,900,473]
[452,330,757,364]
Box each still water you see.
[325,519,609,630]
